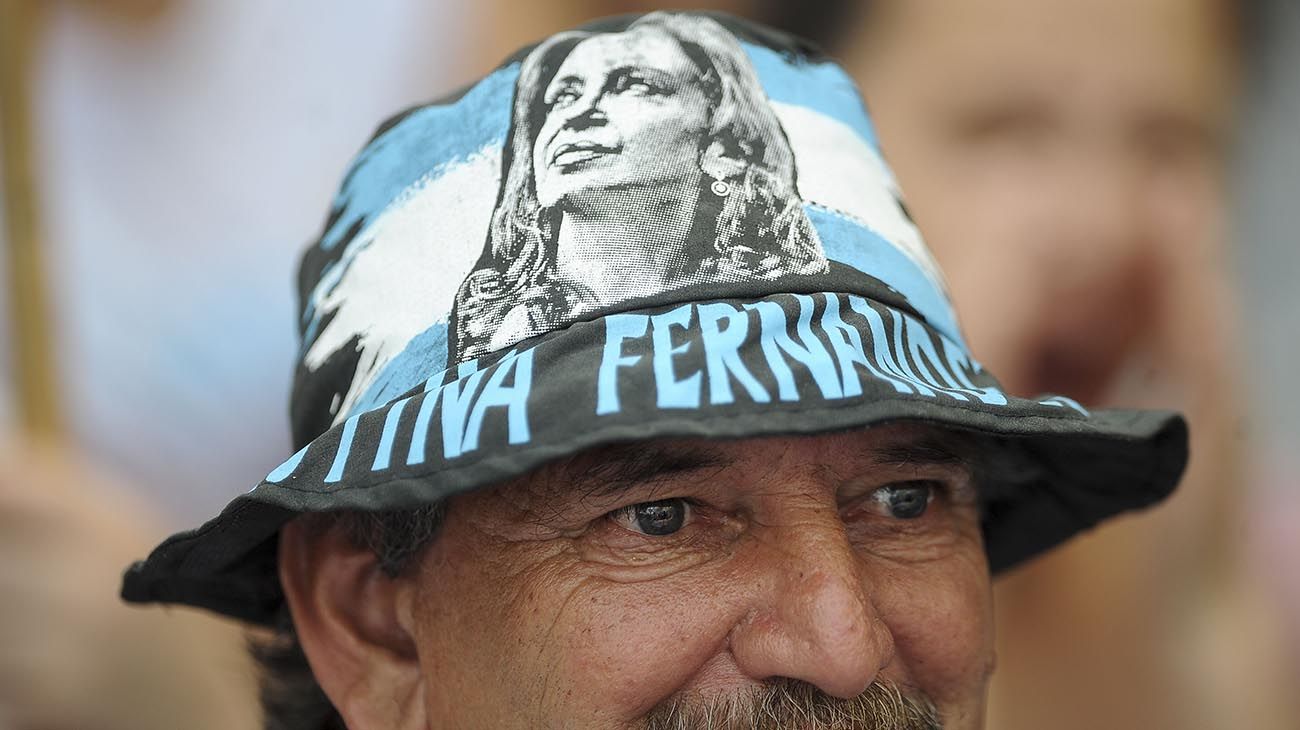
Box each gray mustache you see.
[643,678,942,730]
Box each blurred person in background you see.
[838,0,1299,728]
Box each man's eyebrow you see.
[868,436,971,469]
[556,443,730,498]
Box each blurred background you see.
[1,1,1296,728]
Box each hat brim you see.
[122,291,1186,626]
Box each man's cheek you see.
[546,581,737,721]
[878,558,994,705]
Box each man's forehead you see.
[496,423,977,502]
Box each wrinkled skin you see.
[282,424,995,729]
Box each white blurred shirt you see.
[19,0,469,525]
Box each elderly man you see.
[122,12,1186,729]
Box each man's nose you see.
[728,522,894,699]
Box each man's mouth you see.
[550,140,620,167]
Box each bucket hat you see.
[122,11,1186,625]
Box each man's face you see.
[533,28,712,209]
[405,424,994,728]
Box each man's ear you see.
[278,516,426,730]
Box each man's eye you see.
[871,482,936,520]
[610,498,691,536]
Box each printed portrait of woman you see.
[451,12,830,360]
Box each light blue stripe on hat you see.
[320,66,517,253]
[806,204,964,348]
[743,43,878,151]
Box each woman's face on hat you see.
[532,27,713,209]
